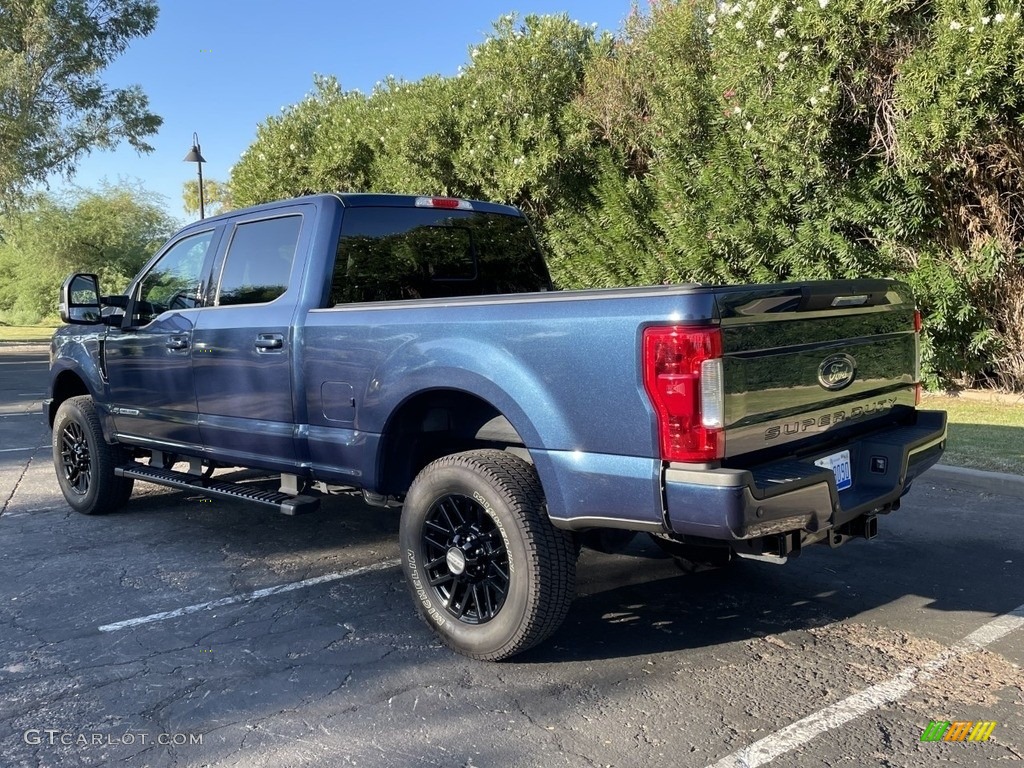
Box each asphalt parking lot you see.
[1,345,1022,767]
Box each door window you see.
[330,207,551,305]
[216,215,302,306]
[134,231,214,325]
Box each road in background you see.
[1,347,1021,767]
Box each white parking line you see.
[98,559,402,632]
[0,447,36,453]
[707,602,1024,768]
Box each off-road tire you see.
[400,449,576,661]
[52,396,134,515]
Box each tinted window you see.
[134,231,214,325]
[330,207,550,305]
[217,216,301,306]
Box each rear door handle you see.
[166,336,189,351]
[255,333,284,352]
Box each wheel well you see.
[49,371,90,426]
[376,390,527,496]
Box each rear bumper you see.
[664,409,947,540]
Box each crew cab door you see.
[192,208,308,470]
[104,228,220,446]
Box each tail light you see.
[643,326,724,462]
[913,309,922,401]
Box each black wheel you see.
[649,534,733,573]
[399,449,576,661]
[52,396,134,515]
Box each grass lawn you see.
[0,324,58,342]
[922,394,1024,475]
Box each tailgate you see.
[716,280,918,458]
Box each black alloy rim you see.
[60,421,91,495]
[421,493,509,624]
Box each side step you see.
[114,463,321,516]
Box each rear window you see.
[329,207,551,305]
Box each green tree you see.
[182,178,235,218]
[0,183,177,324]
[0,0,162,209]
[231,75,375,207]
[568,0,1024,389]
[230,15,600,220]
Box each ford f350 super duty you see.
[47,193,947,660]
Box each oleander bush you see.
[230,5,1024,391]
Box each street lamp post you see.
[183,132,206,219]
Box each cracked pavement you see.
[1,346,1022,767]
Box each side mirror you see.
[59,273,103,325]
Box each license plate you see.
[815,449,852,491]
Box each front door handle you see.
[255,333,284,352]
[166,336,189,351]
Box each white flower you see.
[818,0,829,7]
[802,44,809,51]
[707,27,715,35]
[756,39,765,49]
[745,121,752,130]
[796,5,804,11]
[736,20,745,29]
[733,105,742,114]
[981,16,990,25]
[471,48,480,57]
[488,134,495,141]
[968,25,975,31]
[768,6,781,23]
[949,20,962,29]
[778,61,787,70]
[995,13,1005,23]
[810,97,818,105]
[707,13,717,24]
[513,156,524,166]
[289,143,296,151]
[965,66,973,75]
[819,84,829,92]
[775,27,786,37]
[778,50,789,62]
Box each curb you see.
[924,464,1024,498]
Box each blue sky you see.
[54,1,635,223]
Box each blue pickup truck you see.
[48,193,946,660]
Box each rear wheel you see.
[53,396,133,515]
[399,449,576,661]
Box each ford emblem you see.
[817,354,857,391]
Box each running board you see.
[114,463,321,516]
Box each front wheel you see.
[399,449,576,661]
[52,396,134,515]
